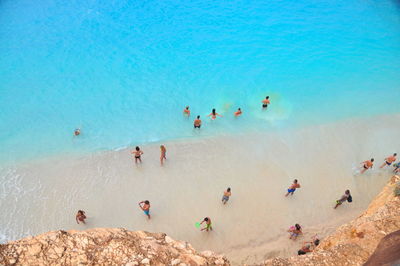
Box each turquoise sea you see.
[1,0,400,162]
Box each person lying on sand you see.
[285,179,301,197]
[131,146,144,163]
[234,108,242,117]
[76,210,86,224]
[380,153,397,168]
[360,158,374,174]
[222,188,231,204]
[288,224,302,240]
[194,115,202,128]
[183,106,190,116]
[262,96,270,109]
[334,190,351,209]
[138,200,151,219]
[160,145,167,165]
[208,109,222,120]
[298,236,320,255]
[200,217,212,231]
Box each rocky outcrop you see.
[264,175,400,266]
[0,229,228,265]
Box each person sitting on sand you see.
[360,158,374,174]
[297,243,311,255]
[208,109,222,120]
[194,115,202,128]
[234,108,242,117]
[222,188,231,204]
[160,145,167,165]
[183,106,190,116]
[138,200,151,219]
[288,224,302,240]
[393,162,400,174]
[380,153,397,168]
[131,146,144,163]
[285,179,301,197]
[298,236,320,255]
[334,190,351,209]
[74,129,81,136]
[76,210,86,224]
[262,96,270,109]
[200,217,212,231]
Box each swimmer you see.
[131,146,144,163]
[285,179,301,197]
[360,158,374,174]
[200,217,212,231]
[393,162,400,174]
[207,109,222,120]
[76,210,86,224]
[234,108,242,117]
[380,153,397,168]
[183,106,190,116]
[222,188,231,204]
[138,200,151,219]
[288,224,302,240]
[334,190,351,209]
[160,145,167,165]
[194,115,202,128]
[262,96,270,109]
[74,129,81,136]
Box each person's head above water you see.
[77,210,84,215]
[294,179,298,183]
[186,106,189,110]
[238,108,241,111]
[371,158,374,162]
[136,146,140,151]
[144,200,149,204]
[227,187,231,192]
[74,129,80,136]
[345,189,350,195]
[295,224,301,230]
[266,96,269,99]
[204,217,209,221]
[197,115,200,119]
[212,108,216,115]
[394,153,397,156]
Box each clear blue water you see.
[1,0,400,162]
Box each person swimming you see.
[183,106,190,116]
[234,108,242,117]
[194,115,202,128]
[262,96,270,109]
[138,200,151,219]
[285,179,301,197]
[334,189,351,209]
[74,129,81,136]
[222,188,231,204]
[207,109,222,120]
[200,217,212,231]
[380,153,397,168]
[160,145,167,165]
[288,224,302,240]
[360,158,374,174]
[75,210,86,224]
[131,146,144,164]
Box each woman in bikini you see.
[76,210,86,224]
[208,109,222,120]
[132,146,144,163]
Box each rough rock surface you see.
[0,229,228,265]
[264,175,400,266]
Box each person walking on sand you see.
[183,106,190,116]
[380,153,397,168]
[262,96,270,109]
[160,145,167,165]
[76,210,86,224]
[194,115,202,128]
[234,108,242,117]
[200,217,212,231]
[138,200,151,219]
[131,146,144,163]
[360,158,374,174]
[208,109,222,120]
[222,188,231,204]
[288,224,302,240]
[334,190,351,209]
[285,179,301,197]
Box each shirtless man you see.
[234,108,242,117]
[200,217,212,231]
[360,158,374,174]
[380,153,397,168]
[139,200,151,219]
[222,188,231,204]
[285,179,301,197]
[194,115,202,128]
[208,109,222,120]
[160,145,167,165]
[131,146,144,163]
[76,210,86,224]
[262,96,270,109]
[183,106,190,116]
[334,190,351,209]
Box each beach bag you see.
[347,195,352,203]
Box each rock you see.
[141,258,150,264]
[171,258,181,265]
[165,235,174,244]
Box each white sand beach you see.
[1,114,399,265]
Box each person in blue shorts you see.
[285,179,301,197]
[138,200,151,219]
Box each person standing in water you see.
[138,200,151,219]
[160,145,167,165]
[222,188,231,204]
[200,217,212,231]
[208,109,222,120]
[183,106,190,116]
[234,108,242,117]
[262,96,270,109]
[194,115,202,128]
[288,224,302,240]
[131,146,144,164]
[334,190,351,209]
[74,129,81,136]
[76,210,86,224]
[285,179,301,197]
[380,153,397,168]
[360,158,374,174]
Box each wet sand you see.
[1,114,399,265]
